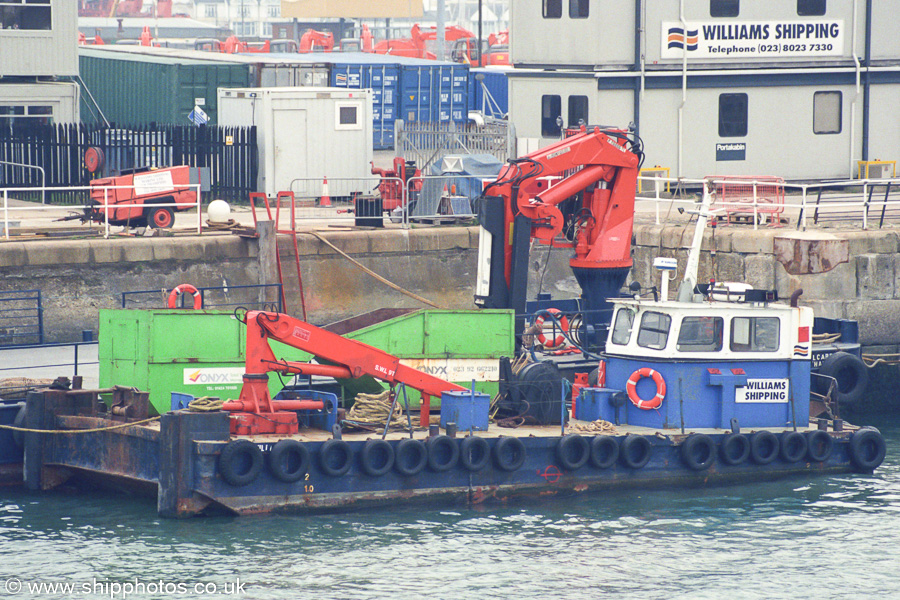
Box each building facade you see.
[191,0,281,38]
[507,0,900,180]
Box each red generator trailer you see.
[371,158,422,211]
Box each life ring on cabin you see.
[167,284,203,309]
[619,435,652,469]
[625,368,666,410]
[590,435,619,469]
[218,439,263,486]
[849,428,887,472]
[319,439,353,477]
[814,351,868,406]
[805,430,834,463]
[394,439,428,476]
[493,436,527,472]
[426,435,459,472]
[460,436,490,471]
[779,431,808,463]
[534,309,569,349]
[719,433,750,466]
[556,434,590,471]
[267,439,310,483]
[360,439,394,477]
[680,433,716,471]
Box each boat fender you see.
[534,308,569,349]
[267,439,310,483]
[167,284,203,310]
[217,439,264,487]
[460,436,490,471]
[589,435,619,469]
[749,431,779,465]
[805,430,834,463]
[493,436,527,472]
[814,352,868,406]
[719,433,751,466]
[360,439,394,477]
[556,434,590,471]
[680,433,716,471]
[619,435,652,469]
[849,428,887,472]
[426,435,460,472]
[395,439,428,476]
[625,368,666,410]
[319,439,353,477]
[779,431,808,463]
[11,402,26,449]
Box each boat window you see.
[637,311,671,350]
[676,316,724,352]
[730,317,780,352]
[610,308,635,345]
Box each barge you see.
[19,278,887,517]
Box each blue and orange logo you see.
[667,27,699,51]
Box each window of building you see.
[0,0,51,31]
[0,105,53,125]
[710,0,739,17]
[541,95,562,137]
[637,312,672,350]
[568,95,588,128]
[543,0,562,19]
[335,102,362,130]
[730,317,780,352]
[814,91,841,134]
[718,93,748,137]
[569,0,589,18]
[204,4,216,18]
[239,5,250,17]
[797,0,826,16]
[676,316,724,352]
[267,5,279,18]
[610,308,635,346]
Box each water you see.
[2,415,898,600]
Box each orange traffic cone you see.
[320,176,331,207]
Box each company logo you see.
[183,367,244,386]
[793,344,809,357]
[667,27,699,51]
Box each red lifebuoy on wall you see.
[534,308,569,349]
[167,284,203,309]
[625,367,666,410]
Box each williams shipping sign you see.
[662,20,844,59]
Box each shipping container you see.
[468,67,509,118]
[79,46,252,126]
[217,87,373,198]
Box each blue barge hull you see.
[21,390,884,518]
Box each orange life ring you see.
[534,308,569,349]
[168,284,202,309]
[626,367,666,410]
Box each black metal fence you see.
[0,122,257,204]
[122,284,283,313]
[0,290,43,347]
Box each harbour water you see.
[1,414,898,600]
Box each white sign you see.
[183,367,244,387]
[400,358,500,382]
[736,379,790,403]
[661,20,844,59]
[133,170,175,197]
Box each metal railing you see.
[0,159,45,204]
[0,290,43,347]
[122,283,283,313]
[0,341,98,388]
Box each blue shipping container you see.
[468,68,509,118]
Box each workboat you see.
[18,271,886,517]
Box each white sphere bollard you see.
[207,199,231,223]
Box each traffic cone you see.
[320,176,331,207]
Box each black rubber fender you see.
[493,436,527,472]
[805,430,834,463]
[814,351,868,405]
[267,439,310,483]
[620,435,652,469]
[590,435,619,469]
[556,434,590,471]
[360,439,394,477]
[460,436,490,471]
[780,431,808,463]
[849,427,887,472]
[680,433,716,471]
[426,435,459,472]
[218,439,264,487]
[719,433,750,466]
[319,439,353,477]
[750,431,779,465]
[394,438,427,476]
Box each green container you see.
[79,48,252,126]
[100,308,515,415]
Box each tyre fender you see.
[319,439,353,477]
[815,351,868,405]
[267,439,310,483]
[493,436,526,472]
[680,433,716,471]
[719,433,750,466]
[620,435,652,469]
[750,431,779,465]
[805,430,834,463]
[218,439,263,486]
[395,438,428,476]
[426,435,459,472]
[460,436,490,471]
[556,434,590,471]
[849,428,887,472]
[589,435,619,469]
[359,439,394,477]
[779,431,808,463]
